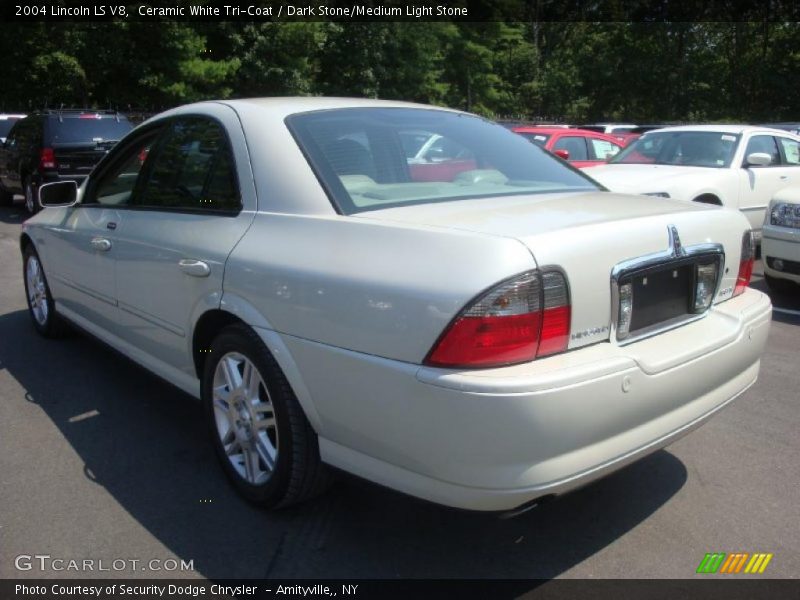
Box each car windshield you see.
[47,117,133,144]
[287,108,600,214]
[610,131,740,168]
[515,132,552,146]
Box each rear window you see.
[46,116,133,144]
[286,108,599,215]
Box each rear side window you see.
[134,117,240,212]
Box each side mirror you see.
[39,181,78,207]
[554,149,570,160]
[745,152,772,167]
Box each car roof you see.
[178,97,467,120]
[513,126,609,135]
[645,124,796,135]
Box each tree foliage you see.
[0,21,797,121]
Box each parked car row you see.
[585,125,800,240]
[19,97,773,513]
[0,109,134,213]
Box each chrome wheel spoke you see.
[212,351,279,486]
[241,446,259,483]
[221,356,243,393]
[255,435,276,471]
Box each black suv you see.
[0,109,133,213]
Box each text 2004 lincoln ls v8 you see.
[20,98,771,512]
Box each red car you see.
[512,127,625,168]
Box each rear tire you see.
[23,245,69,337]
[24,177,39,214]
[202,323,331,508]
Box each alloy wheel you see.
[212,352,279,485]
[26,254,49,325]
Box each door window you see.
[135,117,240,212]
[778,137,800,166]
[590,139,621,161]
[91,131,159,206]
[744,135,781,166]
[553,136,589,161]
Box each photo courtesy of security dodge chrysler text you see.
[20,98,771,512]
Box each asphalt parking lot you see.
[0,199,798,582]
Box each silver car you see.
[21,98,771,512]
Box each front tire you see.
[202,324,331,508]
[23,245,67,337]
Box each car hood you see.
[586,164,719,194]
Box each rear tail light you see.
[425,269,571,369]
[538,271,571,356]
[693,261,720,312]
[734,230,755,297]
[39,147,57,170]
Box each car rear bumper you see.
[267,287,771,511]
[762,224,800,284]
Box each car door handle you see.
[178,259,210,277]
[90,237,112,252]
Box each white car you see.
[587,125,800,237]
[21,98,771,513]
[762,187,800,291]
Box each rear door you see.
[112,107,256,376]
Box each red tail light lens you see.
[538,271,571,357]
[425,270,571,368]
[734,230,755,297]
[39,147,57,170]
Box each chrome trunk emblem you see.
[668,225,686,257]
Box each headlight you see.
[770,202,800,228]
[642,192,671,198]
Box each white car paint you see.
[20,98,771,511]
[763,187,800,286]
[587,125,800,234]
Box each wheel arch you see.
[192,304,324,433]
[693,192,723,205]
[20,232,35,255]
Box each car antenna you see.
[58,103,64,122]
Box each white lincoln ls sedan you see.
[21,98,771,512]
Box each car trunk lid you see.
[356,191,750,352]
